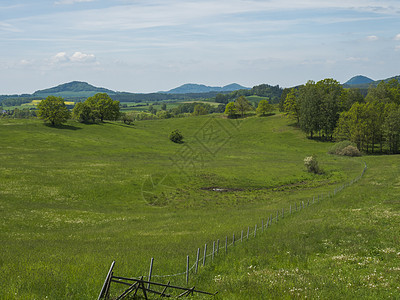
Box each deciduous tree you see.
[235,96,253,117]
[37,96,70,126]
[224,102,237,118]
[85,93,120,122]
[256,100,273,116]
[284,88,300,124]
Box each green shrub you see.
[328,140,359,155]
[169,129,183,143]
[339,145,361,157]
[304,155,321,174]
[156,110,172,119]
[121,112,134,125]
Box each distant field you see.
[120,100,219,112]
[0,114,381,299]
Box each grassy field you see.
[0,113,396,299]
[194,154,400,299]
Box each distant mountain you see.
[343,75,400,91]
[163,83,249,94]
[344,75,374,86]
[33,81,116,98]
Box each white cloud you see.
[50,51,96,64]
[70,51,96,62]
[394,34,400,40]
[52,52,69,63]
[366,35,379,41]
[55,0,95,5]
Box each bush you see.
[121,112,134,125]
[169,130,183,143]
[328,140,361,156]
[304,155,320,174]
[134,112,157,121]
[156,110,172,119]
[339,145,361,157]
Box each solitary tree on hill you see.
[85,93,120,122]
[37,96,70,126]
[256,99,273,116]
[235,96,253,117]
[224,102,237,118]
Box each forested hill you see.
[213,83,283,104]
[0,81,265,105]
[343,75,400,90]
[163,83,249,94]
[33,81,116,98]
[344,75,374,86]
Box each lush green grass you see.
[0,114,380,299]
[194,155,400,299]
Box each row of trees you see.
[335,102,400,154]
[282,78,400,153]
[36,93,120,126]
[224,96,273,118]
[72,93,120,123]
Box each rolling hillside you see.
[2,113,396,299]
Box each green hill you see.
[32,81,116,98]
[0,114,399,299]
[163,83,249,94]
[344,75,374,85]
[343,75,400,90]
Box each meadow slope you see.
[0,114,385,299]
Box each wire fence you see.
[118,161,368,285]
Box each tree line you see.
[224,96,273,118]
[214,84,282,104]
[34,93,120,126]
[281,78,400,154]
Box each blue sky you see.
[1,0,400,94]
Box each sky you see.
[1,0,400,94]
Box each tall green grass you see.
[0,115,367,298]
[194,155,400,299]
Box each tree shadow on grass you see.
[258,113,276,117]
[106,121,135,129]
[45,123,82,130]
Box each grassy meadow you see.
[0,113,397,299]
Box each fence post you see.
[254,224,257,238]
[97,261,115,300]
[241,230,243,242]
[225,236,228,254]
[217,239,220,254]
[295,202,297,211]
[212,241,215,261]
[195,248,200,274]
[282,208,284,219]
[186,255,189,285]
[290,204,292,214]
[148,257,154,290]
[203,244,207,267]
[247,226,249,239]
[276,210,279,222]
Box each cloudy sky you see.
[1,0,400,94]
